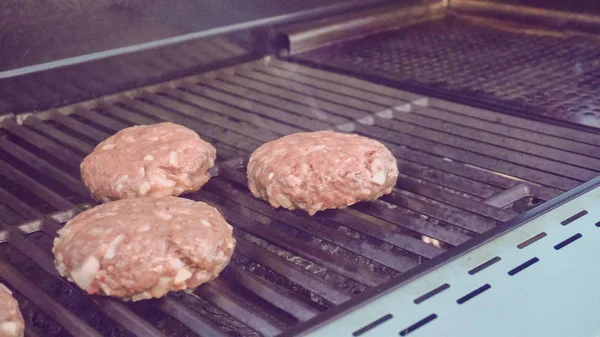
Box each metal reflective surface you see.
[0,0,390,72]
[294,15,600,128]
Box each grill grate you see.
[1,58,599,336]
[294,15,600,128]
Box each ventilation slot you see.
[554,233,582,250]
[468,256,501,275]
[413,283,450,304]
[517,232,546,249]
[508,257,539,276]
[456,284,491,304]
[561,210,588,226]
[399,314,438,336]
[353,314,393,336]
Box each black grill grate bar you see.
[382,190,496,234]
[196,282,284,337]
[229,265,321,321]
[240,70,381,114]
[2,119,82,170]
[100,101,246,161]
[100,103,158,126]
[196,188,387,287]
[76,109,130,132]
[354,200,472,246]
[372,117,598,181]
[218,73,369,120]
[0,205,24,227]
[215,269,304,329]
[204,79,352,125]
[393,139,563,199]
[321,208,443,260]
[205,174,416,273]
[0,138,89,198]
[393,176,517,223]
[250,64,387,113]
[137,93,283,143]
[2,120,91,178]
[256,64,403,108]
[354,122,580,191]
[162,86,306,135]
[269,59,422,103]
[392,108,600,169]
[122,97,266,154]
[9,130,354,332]
[0,187,40,222]
[235,238,352,305]
[409,105,600,160]
[0,260,104,337]
[396,158,503,199]
[191,78,338,130]
[23,117,95,155]
[428,98,600,148]
[0,158,73,211]
[189,83,328,133]
[186,83,333,131]
[155,298,228,337]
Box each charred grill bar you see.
[1,1,600,336]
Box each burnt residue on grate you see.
[1,59,599,336]
[295,15,600,128]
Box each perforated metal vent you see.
[298,177,600,336]
[296,16,600,127]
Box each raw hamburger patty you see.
[0,284,24,337]
[53,197,235,301]
[247,130,399,215]
[81,122,216,202]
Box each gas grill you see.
[1,1,600,336]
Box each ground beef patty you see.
[247,130,399,215]
[81,122,216,202]
[53,197,235,301]
[0,284,24,337]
